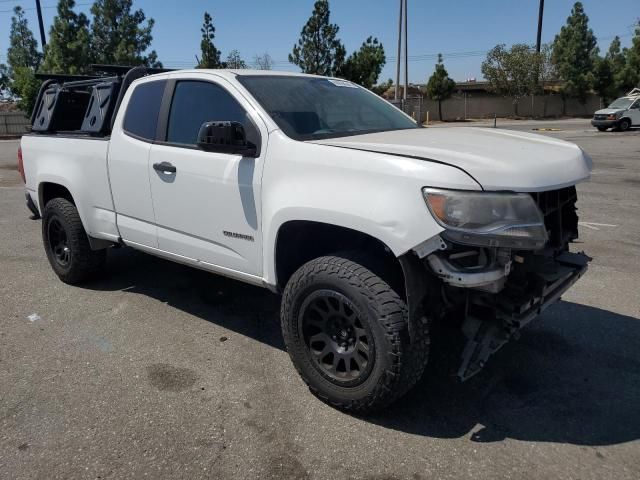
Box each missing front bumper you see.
[456,250,590,380]
[426,251,511,293]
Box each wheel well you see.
[275,220,405,295]
[40,182,74,208]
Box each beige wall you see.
[0,112,30,136]
[409,93,603,122]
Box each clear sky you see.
[0,0,637,83]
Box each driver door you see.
[148,74,266,277]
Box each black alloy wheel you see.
[47,216,71,268]
[618,118,631,132]
[298,289,374,386]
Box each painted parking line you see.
[579,222,618,231]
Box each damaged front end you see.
[402,186,590,380]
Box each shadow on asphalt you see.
[372,300,640,447]
[86,247,640,447]
[86,247,284,350]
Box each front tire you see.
[618,118,631,132]
[596,126,607,132]
[281,256,430,413]
[42,198,106,284]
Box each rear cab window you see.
[123,80,167,142]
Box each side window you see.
[166,81,252,146]
[122,80,166,141]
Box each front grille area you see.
[593,114,607,120]
[529,186,579,249]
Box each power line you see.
[0,2,91,13]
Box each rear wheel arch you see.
[38,182,110,250]
[39,182,75,209]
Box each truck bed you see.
[22,134,120,243]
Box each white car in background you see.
[591,88,640,132]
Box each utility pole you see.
[533,0,545,118]
[536,0,544,52]
[394,0,403,100]
[403,0,408,101]
[35,0,47,47]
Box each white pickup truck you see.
[20,66,592,412]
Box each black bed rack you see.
[31,64,175,135]
[34,64,174,84]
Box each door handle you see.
[153,162,176,174]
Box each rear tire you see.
[281,255,430,413]
[42,198,106,284]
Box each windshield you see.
[237,75,419,140]
[607,98,634,109]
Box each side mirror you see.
[196,121,257,157]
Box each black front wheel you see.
[281,255,430,413]
[618,118,631,132]
[596,126,607,132]
[42,198,106,284]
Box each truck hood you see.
[311,127,592,192]
[594,108,624,115]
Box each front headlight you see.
[422,188,548,249]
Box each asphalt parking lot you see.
[1,119,639,479]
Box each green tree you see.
[90,0,161,67]
[7,6,42,114]
[197,12,221,68]
[551,1,598,104]
[41,0,91,74]
[371,78,393,96]
[225,50,247,69]
[7,6,41,70]
[605,36,626,93]
[619,24,640,91]
[339,37,386,88]
[12,67,41,114]
[481,43,537,116]
[593,57,615,104]
[533,43,558,117]
[289,0,345,76]
[0,64,9,92]
[534,43,557,91]
[425,54,456,121]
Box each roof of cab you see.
[162,69,332,80]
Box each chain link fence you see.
[389,97,424,123]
